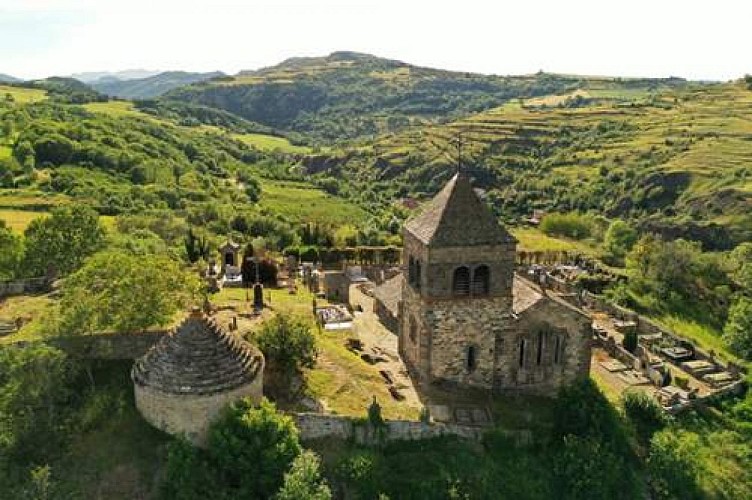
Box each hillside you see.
[92,70,225,99]
[70,69,162,83]
[0,73,20,83]
[165,51,687,142]
[304,80,752,248]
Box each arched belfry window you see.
[466,345,478,372]
[452,266,470,296]
[415,260,422,290]
[472,265,490,295]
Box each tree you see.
[184,228,210,263]
[207,399,302,499]
[622,328,638,353]
[276,450,332,500]
[0,220,23,280]
[723,297,752,359]
[255,314,317,388]
[58,250,199,335]
[603,220,637,262]
[32,135,75,166]
[23,205,105,277]
[647,430,703,500]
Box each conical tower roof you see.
[404,172,516,247]
[132,310,263,396]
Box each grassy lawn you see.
[510,226,600,256]
[0,293,56,344]
[232,133,310,153]
[0,84,47,104]
[81,100,152,119]
[214,284,419,420]
[260,180,369,227]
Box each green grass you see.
[0,145,11,160]
[0,293,55,344]
[81,100,151,119]
[233,133,310,153]
[510,227,600,256]
[0,84,47,104]
[260,180,369,226]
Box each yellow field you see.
[0,85,47,104]
[0,209,47,232]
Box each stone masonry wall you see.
[501,300,592,395]
[0,277,49,299]
[134,376,263,447]
[292,413,496,444]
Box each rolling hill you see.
[165,51,687,142]
[92,71,225,99]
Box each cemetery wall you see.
[291,413,532,445]
[48,330,168,359]
[0,277,49,298]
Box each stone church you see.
[398,172,591,395]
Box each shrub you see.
[622,391,669,444]
[540,212,596,240]
[275,450,331,500]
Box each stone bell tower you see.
[398,172,517,389]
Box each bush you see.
[276,450,331,500]
[622,391,669,444]
[208,399,302,498]
[255,314,317,397]
[161,399,302,499]
[540,212,597,240]
[647,430,703,499]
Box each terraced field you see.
[352,82,752,238]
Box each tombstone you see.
[219,240,241,274]
[253,283,264,310]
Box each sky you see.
[1,0,750,81]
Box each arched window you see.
[518,338,526,367]
[536,331,544,365]
[408,256,415,285]
[466,345,478,372]
[452,266,470,296]
[554,336,562,364]
[415,260,422,290]
[409,317,417,344]
[471,265,490,295]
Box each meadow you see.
[259,179,369,226]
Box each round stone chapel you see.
[132,308,264,445]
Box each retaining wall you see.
[291,413,531,445]
[0,277,49,298]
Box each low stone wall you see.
[0,277,49,298]
[291,413,530,445]
[11,331,170,359]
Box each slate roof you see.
[132,311,263,396]
[404,172,516,247]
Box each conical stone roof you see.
[404,172,516,247]
[132,310,263,396]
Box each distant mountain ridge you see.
[70,69,162,84]
[0,73,21,83]
[92,71,225,99]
